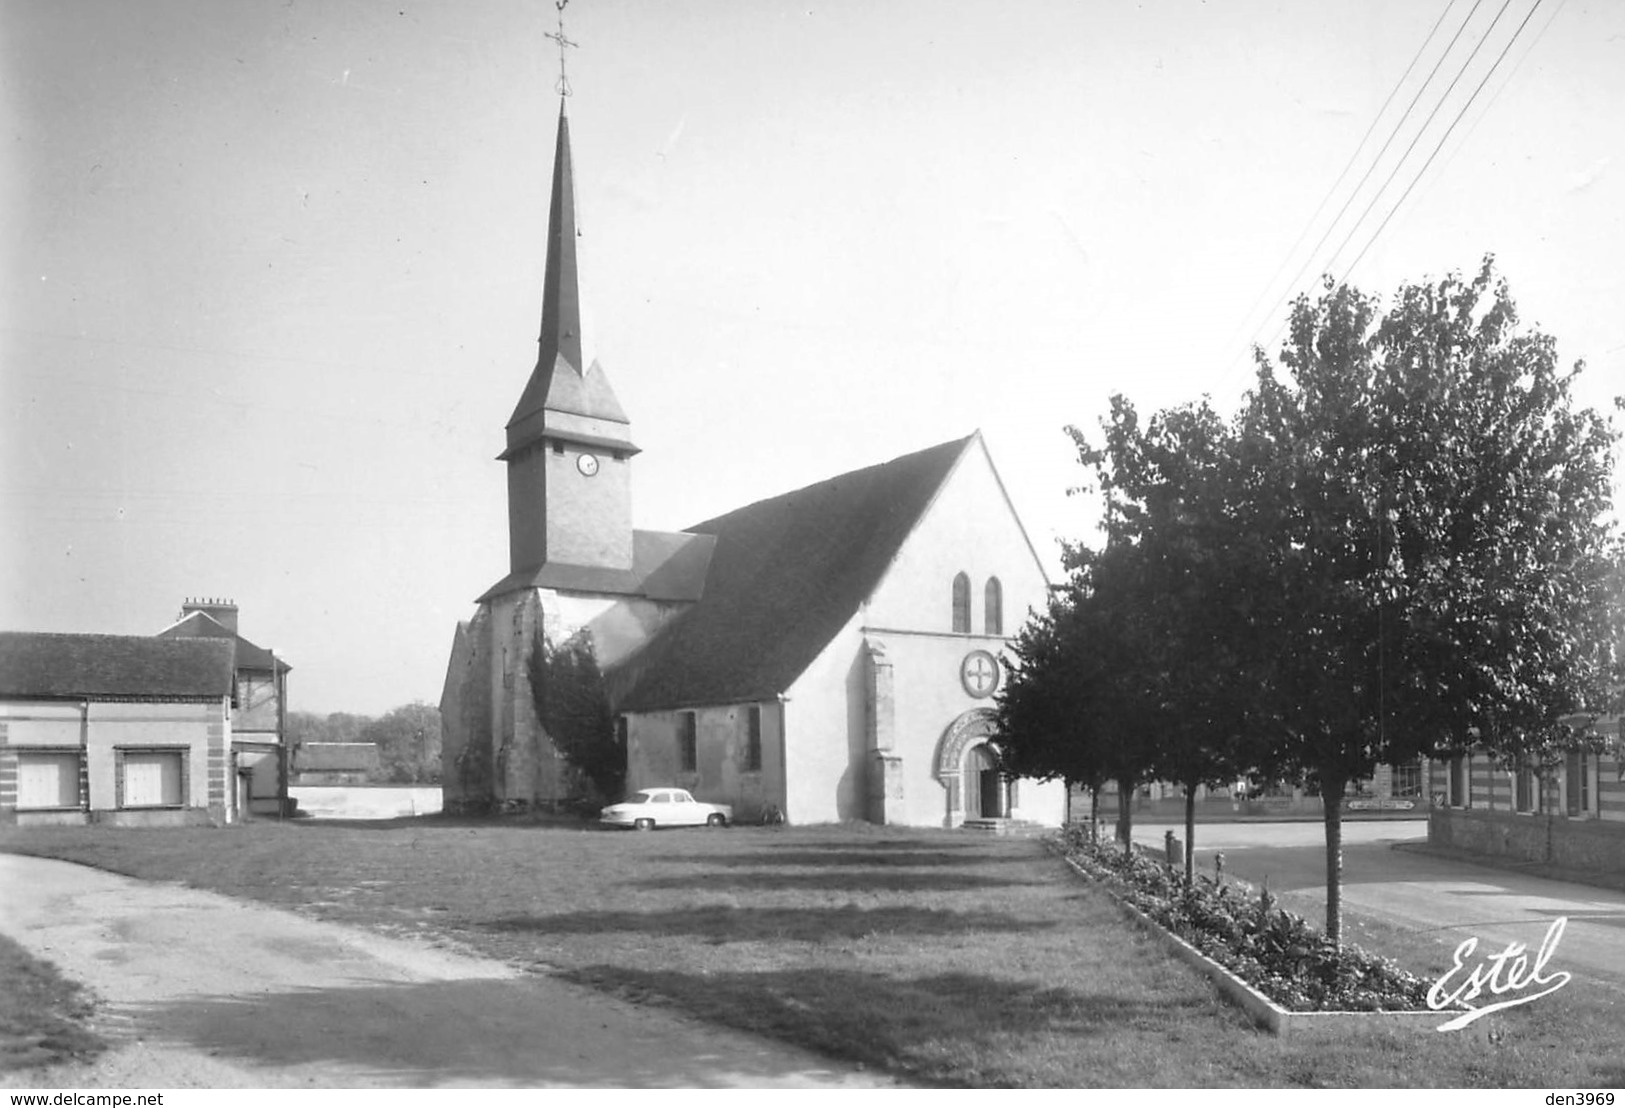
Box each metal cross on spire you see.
[545,0,578,98]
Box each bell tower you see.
[499,100,638,574]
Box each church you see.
[438,99,1066,829]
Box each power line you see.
[1217,0,1464,379]
[1248,0,1547,369]
[1220,0,1482,384]
[1320,0,1525,281]
[1338,0,1555,283]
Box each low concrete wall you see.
[288,786,443,820]
[90,807,217,828]
[1430,807,1625,871]
[1056,851,1462,1035]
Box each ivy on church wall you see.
[526,629,623,801]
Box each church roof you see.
[505,103,632,456]
[613,434,976,712]
[478,529,716,604]
[156,611,291,673]
[0,632,234,701]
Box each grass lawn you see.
[0,933,106,1073]
[1,818,1620,1087]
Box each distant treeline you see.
[286,701,442,785]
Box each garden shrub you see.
[1062,831,1429,1012]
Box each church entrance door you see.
[964,743,1004,819]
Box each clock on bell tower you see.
[498,102,638,575]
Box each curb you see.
[1055,850,1469,1036]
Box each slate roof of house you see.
[612,434,975,712]
[156,612,291,673]
[0,632,235,700]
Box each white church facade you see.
[439,101,1065,829]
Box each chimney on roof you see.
[181,596,239,634]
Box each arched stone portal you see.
[935,708,999,827]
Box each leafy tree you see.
[1069,398,1269,879]
[284,710,368,748]
[995,542,1162,855]
[526,630,623,801]
[359,702,443,784]
[995,586,1111,834]
[1241,259,1622,940]
[284,709,370,771]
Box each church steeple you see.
[501,97,638,575]
[503,102,634,459]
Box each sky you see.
[3,0,1622,715]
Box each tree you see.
[994,586,1111,834]
[1241,259,1622,940]
[994,543,1162,854]
[526,630,623,801]
[1069,397,1269,879]
[359,702,443,784]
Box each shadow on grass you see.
[128,976,878,1088]
[628,869,1042,893]
[0,935,106,1074]
[560,964,1215,1087]
[285,813,594,833]
[481,903,1057,941]
[649,850,1020,869]
[766,839,995,851]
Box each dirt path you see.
[0,855,897,1088]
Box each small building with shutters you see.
[1425,718,1625,873]
[156,598,291,817]
[0,632,236,826]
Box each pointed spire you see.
[504,99,633,459]
[538,101,585,376]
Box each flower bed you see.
[1059,829,1430,1016]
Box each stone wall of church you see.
[624,701,784,822]
[542,446,634,570]
[777,611,869,823]
[442,585,691,812]
[856,437,1063,828]
[439,612,493,812]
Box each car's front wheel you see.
[705,813,726,828]
[634,818,655,831]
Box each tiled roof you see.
[156,612,291,672]
[0,632,234,700]
[613,435,973,712]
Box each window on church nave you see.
[952,572,971,633]
[678,711,698,773]
[743,706,762,772]
[985,577,1003,635]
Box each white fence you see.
[288,786,443,820]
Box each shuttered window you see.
[123,750,184,807]
[1447,756,1467,808]
[1566,751,1591,816]
[16,752,81,809]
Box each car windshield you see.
[620,791,656,805]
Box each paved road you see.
[0,855,897,1089]
[1134,819,1625,987]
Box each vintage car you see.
[599,787,732,830]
